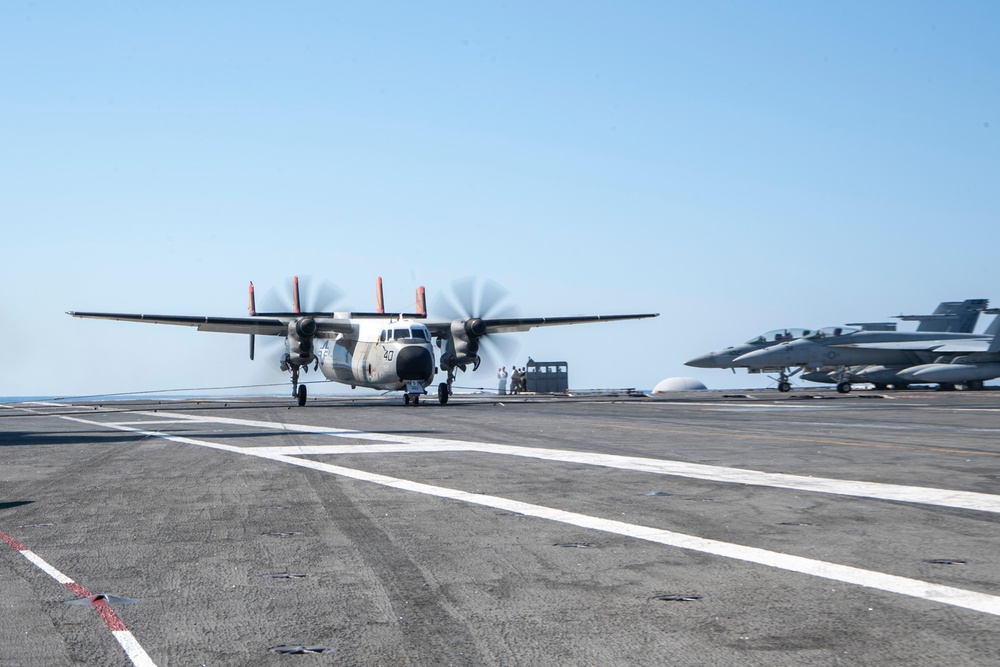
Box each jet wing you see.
[423,313,659,337]
[832,338,991,353]
[67,312,355,336]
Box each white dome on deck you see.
[652,377,707,393]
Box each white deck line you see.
[49,412,1000,618]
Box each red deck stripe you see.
[92,598,129,632]
[2,531,135,635]
[0,529,27,552]
[65,582,94,598]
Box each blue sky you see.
[2,2,998,397]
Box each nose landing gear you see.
[771,367,800,392]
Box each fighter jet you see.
[896,311,1000,390]
[800,299,989,389]
[686,300,986,392]
[732,323,994,394]
[685,327,817,391]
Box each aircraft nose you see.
[396,345,434,381]
[685,352,717,368]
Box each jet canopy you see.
[803,326,861,339]
[745,328,814,345]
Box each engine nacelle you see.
[440,318,485,371]
[286,317,317,366]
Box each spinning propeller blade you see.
[435,278,522,370]
[258,275,344,315]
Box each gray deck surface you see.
[2,389,1000,666]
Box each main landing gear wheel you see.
[404,394,411,405]
[836,382,851,394]
[771,367,798,392]
[297,384,307,406]
[438,382,449,405]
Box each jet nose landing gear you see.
[771,367,800,392]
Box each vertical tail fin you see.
[416,286,427,317]
[912,299,988,332]
[376,277,385,314]
[248,281,257,360]
[987,311,1000,353]
[947,299,988,333]
[984,308,1000,337]
[292,276,302,314]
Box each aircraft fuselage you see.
[733,331,989,371]
[315,318,436,393]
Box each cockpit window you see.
[384,325,431,341]
[804,326,860,339]
[746,328,814,345]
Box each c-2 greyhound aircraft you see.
[69,277,658,405]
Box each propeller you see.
[434,277,522,371]
[257,275,344,315]
[251,276,344,369]
[436,277,519,321]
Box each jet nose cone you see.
[396,345,434,381]
[685,352,717,368]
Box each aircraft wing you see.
[832,338,991,353]
[423,313,659,337]
[67,312,356,336]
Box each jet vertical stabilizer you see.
[895,299,989,333]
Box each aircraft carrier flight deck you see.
[3,388,1000,666]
